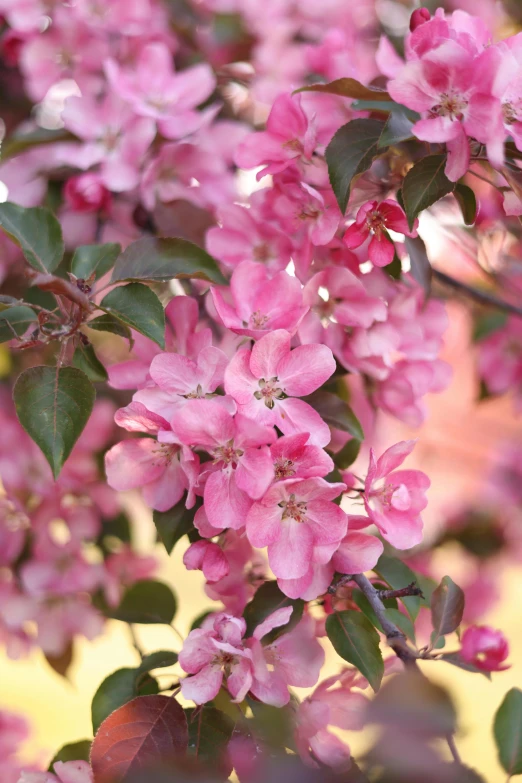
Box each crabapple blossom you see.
[344,199,417,268]
[364,441,429,549]
[460,625,510,671]
[18,761,93,783]
[63,174,112,214]
[225,329,336,447]
[270,433,334,482]
[183,540,230,582]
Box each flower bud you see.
[409,7,431,32]
[460,625,510,671]
[64,174,111,213]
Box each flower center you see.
[250,310,269,329]
[213,440,244,467]
[279,494,307,523]
[253,243,271,263]
[151,444,178,467]
[254,376,284,409]
[432,92,468,121]
[274,458,296,480]
[366,209,385,235]
[183,383,209,399]
[282,138,303,153]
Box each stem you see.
[128,624,144,659]
[446,732,462,765]
[377,582,424,601]
[433,269,522,319]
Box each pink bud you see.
[64,174,111,214]
[460,625,510,672]
[409,7,431,32]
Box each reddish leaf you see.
[91,695,188,783]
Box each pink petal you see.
[246,499,283,548]
[224,347,257,405]
[114,401,169,434]
[104,439,165,491]
[343,222,368,249]
[332,532,384,574]
[306,500,348,545]
[275,398,331,448]
[235,447,274,500]
[268,518,314,579]
[376,440,416,477]
[253,607,294,640]
[141,456,187,511]
[250,329,291,380]
[171,398,234,448]
[181,664,223,704]
[204,470,253,531]
[228,656,253,702]
[277,344,336,396]
[368,233,395,268]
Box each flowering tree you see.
[0,1,521,781]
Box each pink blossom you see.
[364,441,429,549]
[183,540,230,582]
[479,317,522,399]
[63,174,111,214]
[410,7,431,32]
[235,93,317,179]
[179,614,252,704]
[172,399,275,530]
[460,625,510,671]
[224,329,336,447]
[105,43,216,139]
[373,359,452,427]
[19,761,93,783]
[344,199,417,268]
[246,477,347,580]
[204,530,266,615]
[211,261,308,339]
[35,596,104,656]
[0,709,28,783]
[105,402,197,512]
[270,432,333,481]
[0,499,27,567]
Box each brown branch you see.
[433,269,522,318]
[377,582,424,601]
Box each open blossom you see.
[270,432,334,482]
[344,199,417,268]
[460,625,510,671]
[246,477,347,581]
[105,42,216,139]
[235,93,317,179]
[172,399,275,530]
[19,761,93,783]
[225,329,336,447]
[105,402,198,512]
[211,261,308,340]
[364,441,429,549]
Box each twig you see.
[446,732,462,765]
[433,269,522,319]
[128,624,144,660]
[377,582,424,601]
[352,574,419,668]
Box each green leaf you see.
[402,154,455,230]
[137,651,178,676]
[0,202,64,272]
[105,580,177,624]
[332,438,361,469]
[48,740,92,771]
[351,591,415,643]
[385,608,416,643]
[295,78,391,102]
[72,343,108,383]
[374,555,424,621]
[304,390,364,439]
[431,575,465,639]
[0,306,37,342]
[439,652,491,679]
[378,109,415,148]
[404,235,432,298]
[383,252,402,280]
[13,366,95,479]
[326,119,386,213]
[153,498,198,555]
[100,283,165,348]
[111,237,226,285]
[92,668,138,733]
[71,243,121,281]
[186,707,234,775]
[454,184,477,225]
[243,581,304,640]
[326,610,384,692]
[0,295,21,311]
[86,313,134,343]
[494,688,522,776]
[473,312,508,342]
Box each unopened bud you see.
[410,7,431,32]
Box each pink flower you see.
[63,174,111,214]
[246,477,347,580]
[364,441,429,549]
[479,317,522,399]
[179,614,252,704]
[105,43,216,139]
[247,611,325,707]
[172,399,275,530]
[224,330,336,447]
[183,540,230,582]
[460,625,510,671]
[211,261,308,339]
[410,7,431,32]
[105,402,198,512]
[344,199,417,268]
[204,530,266,615]
[270,432,334,481]
[373,359,452,427]
[235,93,317,179]
[19,761,93,783]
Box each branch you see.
[377,582,424,601]
[433,269,522,319]
[352,573,419,668]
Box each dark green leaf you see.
[326,610,384,692]
[374,555,424,621]
[137,651,178,676]
[402,154,455,230]
[243,580,304,640]
[247,698,296,750]
[295,78,391,102]
[385,608,416,643]
[431,575,465,638]
[111,237,226,285]
[71,243,121,281]
[186,707,234,775]
[454,184,477,225]
[72,343,108,383]
[439,652,490,679]
[383,252,402,280]
[49,740,91,771]
[153,498,198,555]
[99,512,132,545]
[100,283,165,348]
[0,306,37,342]
[190,610,214,631]
[494,688,522,776]
[0,202,64,272]
[332,438,361,469]
[92,668,138,733]
[106,580,177,624]
[404,235,432,298]
[473,312,508,342]
[13,366,95,479]
[304,390,364,439]
[137,674,159,696]
[379,109,415,148]
[326,119,386,213]
[86,313,134,343]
